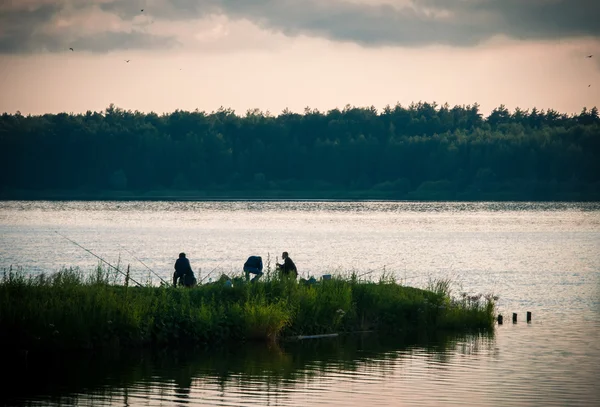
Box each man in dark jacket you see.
[243,255,263,283]
[174,252,196,287]
[277,251,297,279]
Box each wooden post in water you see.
[512,313,517,323]
[527,311,532,323]
[497,314,503,325]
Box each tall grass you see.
[0,266,496,351]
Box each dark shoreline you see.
[2,189,599,202]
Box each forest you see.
[1,102,599,200]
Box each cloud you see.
[104,0,600,45]
[0,3,60,53]
[1,0,599,54]
[421,0,600,41]
[216,0,600,46]
[69,31,178,53]
[0,1,177,54]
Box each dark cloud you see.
[102,0,600,46]
[1,0,599,54]
[99,0,218,21]
[218,0,487,47]
[215,0,600,46]
[0,4,61,53]
[424,0,600,41]
[0,1,178,54]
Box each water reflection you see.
[2,331,495,407]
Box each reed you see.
[0,266,495,351]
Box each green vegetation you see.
[0,266,495,351]
[1,102,599,200]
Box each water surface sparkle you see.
[1,201,599,406]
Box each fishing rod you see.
[55,231,143,287]
[200,260,226,284]
[117,243,169,285]
[357,260,406,278]
[357,266,384,278]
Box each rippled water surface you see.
[1,201,599,406]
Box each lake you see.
[1,200,599,406]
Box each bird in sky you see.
[125,60,131,63]
[587,55,593,58]
[141,9,144,12]
[69,48,74,51]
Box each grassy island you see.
[0,267,495,351]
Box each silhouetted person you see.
[276,252,297,279]
[243,255,263,283]
[174,252,196,287]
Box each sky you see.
[0,0,599,117]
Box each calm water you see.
[1,200,599,406]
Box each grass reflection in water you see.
[2,331,495,406]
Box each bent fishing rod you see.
[117,243,169,285]
[55,231,143,287]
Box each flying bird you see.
[69,48,74,51]
[125,60,131,63]
[587,55,593,58]
[141,9,144,12]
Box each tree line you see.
[1,102,599,200]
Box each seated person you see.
[243,255,263,283]
[276,251,297,279]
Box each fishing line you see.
[117,243,169,285]
[200,260,226,284]
[55,231,143,287]
[357,260,407,278]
